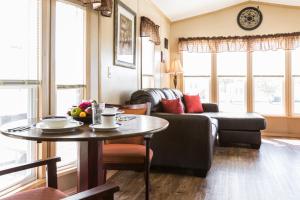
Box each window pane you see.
[56,142,78,167]
[56,89,82,168]
[292,48,300,75]
[0,0,39,191]
[253,50,285,115]
[217,52,247,112]
[0,87,37,191]
[55,1,85,85]
[253,50,285,76]
[183,52,211,76]
[142,76,155,89]
[56,88,84,116]
[217,52,247,75]
[218,78,246,112]
[55,1,86,168]
[184,77,210,103]
[292,48,300,114]
[142,38,155,75]
[254,77,284,115]
[0,1,39,80]
[293,77,300,114]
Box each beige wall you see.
[98,0,171,104]
[170,2,300,138]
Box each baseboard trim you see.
[262,132,300,138]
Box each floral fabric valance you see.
[80,0,112,17]
[178,32,300,53]
[140,16,161,45]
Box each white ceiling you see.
[151,0,300,21]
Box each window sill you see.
[263,115,300,119]
[58,166,77,177]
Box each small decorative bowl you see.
[72,116,93,124]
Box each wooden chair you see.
[103,103,152,200]
[0,157,119,200]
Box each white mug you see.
[101,113,116,127]
[103,107,118,114]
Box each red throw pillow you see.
[183,94,204,113]
[161,98,184,114]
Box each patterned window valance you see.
[140,16,161,45]
[80,0,112,17]
[178,32,300,53]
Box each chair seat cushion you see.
[2,187,67,200]
[103,144,153,164]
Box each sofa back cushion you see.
[161,98,184,114]
[184,94,204,113]
[130,88,183,112]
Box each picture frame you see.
[114,0,137,69]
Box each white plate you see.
[90,123,121,132]
[36,121,83,133]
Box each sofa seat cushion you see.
[206,112,266,131]
[103,144,153,164]
[2,187,67,200]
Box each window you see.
[55,1,86,168]
[142,38,155,89]
[253,50,285,115]
[0,0,40,191]
[292,48,300,115]
[183,52,211,103]
[217,52,247,112]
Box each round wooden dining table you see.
[0,115,169,194]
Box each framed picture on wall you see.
[114,0,136,69]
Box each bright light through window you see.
[183,52,211,103]
[253,50,285,115]
[0,0,39,191]
[55,1,86,168]
[292,48,300,114]
[142,38,155,89]
[217,52,247,112]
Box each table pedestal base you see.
[78,141,104,192]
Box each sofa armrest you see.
[150,112,215,170]
[202,103,219,112]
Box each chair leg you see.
[145,138,151,200]
[103,169,107,184]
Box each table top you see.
[0,115,169,142]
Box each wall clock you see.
[237,7,263,31]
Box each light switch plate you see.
[108,66,112,79]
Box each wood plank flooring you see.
[107,137,300,200]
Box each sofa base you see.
[151,166,208,178]
[218,130,261,149]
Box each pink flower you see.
[79,102,92,110]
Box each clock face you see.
[237,7,263,31]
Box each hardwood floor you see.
[107,137,300,200]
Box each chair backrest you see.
[105,103,148,145]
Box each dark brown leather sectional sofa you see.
[130,88,266,177]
